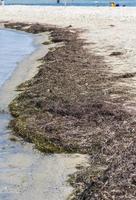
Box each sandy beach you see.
[0,6,136,200]
[1,6,136,111]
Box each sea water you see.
[0,29,88,200]
[5,0,136,7]
[0,29,35,87]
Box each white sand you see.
[1,6,135,111]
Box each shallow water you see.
[0,29,35,87]
[0,29,88,199]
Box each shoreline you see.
[0,25,50,112]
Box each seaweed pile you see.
[4,22,136,199]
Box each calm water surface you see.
[0,29,35,87]
[5,0,136,6]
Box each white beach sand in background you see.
[1,6,135,110]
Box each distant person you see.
[110,2,120,7]
[111,2,116,7]
[1,0,4,5]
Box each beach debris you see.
[110,51,123,56]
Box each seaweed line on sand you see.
[4,22,136,200]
